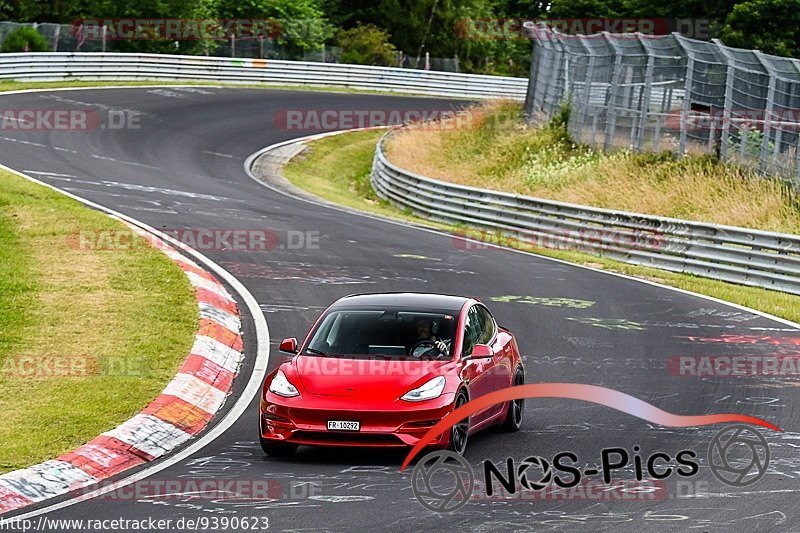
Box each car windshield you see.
[303,309,457,360]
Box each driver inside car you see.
[411,317,449,357]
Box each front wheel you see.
[260,438,298,457]
[447,391,469,455]
[501,366,524,432]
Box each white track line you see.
[3,86,799,519]
[243,131,800,331]
[0,161,270,520]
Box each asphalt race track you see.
[1,87,799,532]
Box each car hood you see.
[293,355,449,400]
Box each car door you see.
[474,305,512,417]
[461,305,497,425]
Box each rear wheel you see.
[447,391,469,455]
[260,438,298,457]
[501,366,524,432]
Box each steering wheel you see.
[409,340,447,358]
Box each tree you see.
[721,0,800,57]
[547,0,623,19]
[207,0,332,54]
[336,24,398,65]
[1,26,50,52]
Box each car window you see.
[475,305,496,345]
[463,306,482,356]
[304,309,456,359]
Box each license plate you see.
[327,420,360,431]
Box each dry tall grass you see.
[386,100,800,234]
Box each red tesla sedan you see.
[259,293,525,456]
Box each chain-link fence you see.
[0,22,460,71]
[524,23,800,185]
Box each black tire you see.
[447,391,469,455]
[260,438,298,457]
[501,366,524,432]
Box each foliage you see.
[208,0,331,53]
[721,0,800,57]
[3,0,800,69]
[0,26,48,52]
[336,24,397,66]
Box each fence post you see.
[754,51,777,174]
[542,30,565,118]
[52,24,60,52]
[583,50,596,144]
[673,34,695,157]
[603,32,623,151]
[796,136,800,187]
[231,35,235,57]
[101,25,107,52]
[636,34,655,152]
[523,29,542,120]
[713,40,735,161]
[680,61,693,155]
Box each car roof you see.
[330,292,471,314]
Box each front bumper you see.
[259,393,455,448]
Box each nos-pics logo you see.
[411,424,770,512]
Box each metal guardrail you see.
[372,131,800,295]
[0,52,527,100]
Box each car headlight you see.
[401,376,446,402]
[268,369,300,398]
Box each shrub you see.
[336,24,398,66]
[1,26,49,53]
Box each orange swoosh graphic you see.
[400,383,781,471]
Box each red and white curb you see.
[0,223,244,514]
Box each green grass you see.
[283,128,451,228]
[283,129,800,325]
[0,171,197,473]
[387,100,800,234]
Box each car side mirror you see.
[279,337,298,354]
[464,343,492,360]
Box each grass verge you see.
[0,170,197,473]
[387,100,800,234]
[282,128,800,324]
